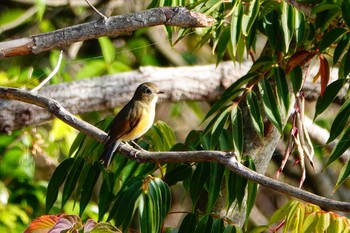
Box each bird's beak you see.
[157,90,164,94]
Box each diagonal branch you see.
[0,86,350,212]
[0,6,214,59]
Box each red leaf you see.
[24,214,63,233]
[286,50,316,74]
[319,55,330,96]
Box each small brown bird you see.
[100,82,163,167]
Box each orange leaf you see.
[319,55,330,96]
[286,50,316,74]
[24,214,63,233]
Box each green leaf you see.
[333,160,350,189]
[225,168,237,210]
[194,215,213,233]
[319,27,347,52]
[244,157,257,229]
[231,106,244,156]
[242,0,259,36]
[61,157,85,209]
[98,172,115,221]
[230,3,243,57]
[224,225,243,233]
[98,37,116,64]
[139,194,153,233]
[211,218,225,233]
[295,11,306,47]
[263,10,279,50]
[178,213,197,233]
[333,32,350,64]
[206,163,225,214]
[164,164,192,186]
[274,67,290,118]
[79,162,100,216]
[235,170,248,209]
[210,110,229,149]
[35,0,46,22]
[190,163,210,209]
[204,73,257,120]
[76,59,106,79]
[328,99,350,143]
[281,2,294,52]
[311,3,340,15]
[289,65,303,94]
[259,78,283,134]
[344,50,350,78]
[342,0,350,29]
[325,126,350,169]
[216,26,231,65]
[246,91,264,138]
[109,177,144,230]
[46,158,74,212]
[314,79,346,120]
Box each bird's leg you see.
[129,140,147,151]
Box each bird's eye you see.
[145,88,152,94]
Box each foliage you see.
[2,0,350,232]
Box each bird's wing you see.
[104,101,142,147]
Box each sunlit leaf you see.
[98,37,116,65]
[259,78,283,134]
[210,110,229,149]
[281,2,294,52]
[231,106,243,155]
[242,0,259,36]
[333,32,350,64]
[230,3,243,56]
[274,67,290,117]
[328,99,350,143]
[24,214,62,233]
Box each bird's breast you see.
[121,107,155,141]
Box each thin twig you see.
[0,86,350,212]
[31,51,63,93]
[84,0,108,20]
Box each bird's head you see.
[133,82,163,104]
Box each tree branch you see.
[0,87,350,212]
[0,6,214,58]
[0,60,345,133]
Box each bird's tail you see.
[100,140,120,168]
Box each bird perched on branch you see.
[100,82,163,167]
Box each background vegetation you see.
[2,0,350,232]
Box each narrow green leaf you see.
[61,157,85,209]
[225,169,237,211]
[344,50,350,78]
[333,32,350,64]
[235,170,248,209]
[79,162,100,216]
[342,0,350,28]
[204,73,257,120]
[314,79,346,120]
[211,218,225,233]
[242,0,259,36]
[178,213,197,233]
[244,157,257,229]
[98,37,116,64]
[263,10,279,50]
[230,4,243,56]
[312,3,340,14]
[98,172,115,221]
[281,2,294,52]
[194,215,213,233]
[289,65,303,94]
[259,79,283,134]
[210,110,229,149]
[224,225,243,233]
[319,28,347,52]
[295,11,306,47]
[46,158,74,212]
[325,126,350,169]
[246,91,264,138]
[164,164,192,186]
[216,26,231,65]
[190,163,210,208]
[206,163,225,214]
[274,67,290,117]
[328,99,350,143]
[139,194,153,233]
[231,106,244,156]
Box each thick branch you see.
[0,7,214,58]
[0,87,350,212]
